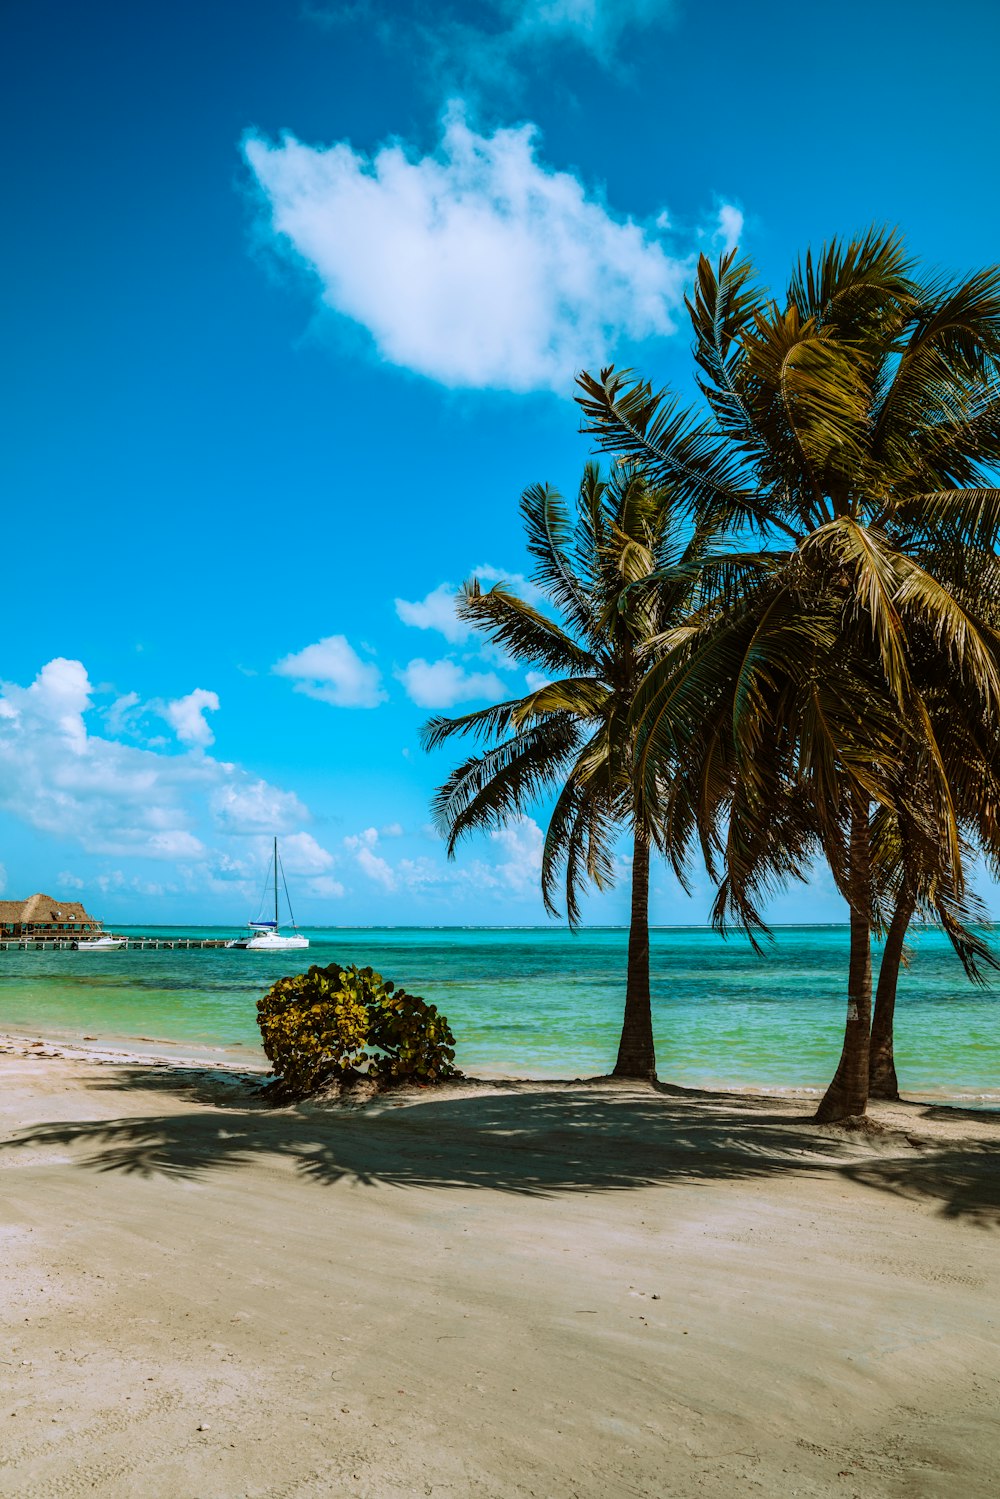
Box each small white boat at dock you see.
[74,935,126,951]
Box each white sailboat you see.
[227,838,309,951]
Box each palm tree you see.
[867,691,1000,1098]
[421,463,716,1079]
[578,230,1000,1120]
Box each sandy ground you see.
[1,1039,999,1498]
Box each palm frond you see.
[457,581,599,676]
[430,717,582,855]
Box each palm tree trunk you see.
[869,888,914,1101]
[613,828,657,1080]
[815,795,873,1122]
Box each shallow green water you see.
[1,925,998,1103]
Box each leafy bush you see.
[256,961,459,1096]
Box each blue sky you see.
[3,0,1000,926]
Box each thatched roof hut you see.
[0,894,102,936]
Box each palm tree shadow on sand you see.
[4,1065,999,1225]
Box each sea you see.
[1,924,998,1105]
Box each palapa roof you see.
[0,893,100,925]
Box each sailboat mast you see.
[274,836,279,929]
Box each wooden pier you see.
[0,937,233,951]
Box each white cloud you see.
[273,634,386,708]
[0,660,332,889]
[342,815,545,904]
[344,826,397,890]
[396,657,506,709]
[104,691,142,738]
[380,822,404,837]
[147,830,206,859]
[714,202,744,254]
[307,1,675,84]
[210,778,308,833]
[245,109,690,394]
[525,671,552,693]
[358,847,396,889]
[508,0,671,49]
[95,869,171,898]
[271,834,345,901]
[472,564,544,605]
[395,583,470,644]
[395,566,544,661]
[490,814,544,893]
[163,688,220,748]
[279,831,336,875]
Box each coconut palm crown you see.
[421,462,717,1079]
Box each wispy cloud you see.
[245,108,698,394]
[396,657,507,709]
[344,815,547,902]
[273,634,386,708]
[305,1,678,93]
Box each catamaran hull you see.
[244,934,310,951]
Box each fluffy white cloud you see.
[473,564,544,605]
[273,634,386,708]
[269,832,346,901]
[524,670,552,693]
[245,110,691,394]
[344,826,397,890]
[490,814,544,893]
[279,831,336,875]
[396,657,506,709]
[210,778,308,833]
[163,688,220,748]
[395,564,544,647]
[715,202,744,254]
[395,583,469,644]
[0,660,333,889]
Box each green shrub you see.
[256,961,459,1096]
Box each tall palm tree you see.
[578,230,1000,1120]
[421,463,716,1079]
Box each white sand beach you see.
[1,1040,998,1498]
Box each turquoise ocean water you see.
[1,925,998,1104]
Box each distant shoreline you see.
[105,920,995,932]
